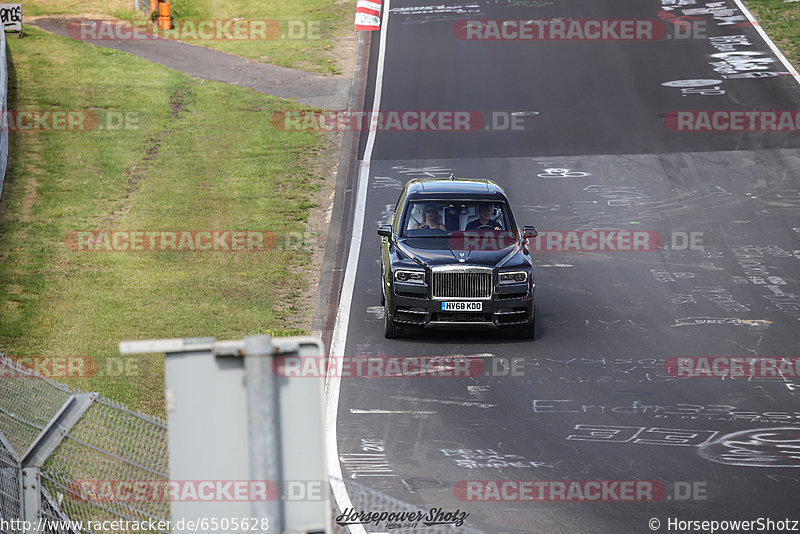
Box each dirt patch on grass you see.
[105,83,191,224]
[332,7,357,81]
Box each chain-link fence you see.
[1,350,484,534]
[0,353,169,533]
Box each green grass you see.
[743,0,800,71]
[0,26,328,414]
[21,0,135,17]
[166,0,355,74]
[24,0,356,74]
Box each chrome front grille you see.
[432,269,492,299]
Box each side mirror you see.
[377,224,392,238]
[522,225,538,239]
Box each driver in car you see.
[414,203,447,231]
[465,203,501,230]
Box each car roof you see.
[404,178,509,201]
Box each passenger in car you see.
[465,203,501,230]
[414,204,447,231]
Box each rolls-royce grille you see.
[433,271,492,299]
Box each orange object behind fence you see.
[158,0,171,31]
[150,0,157,13]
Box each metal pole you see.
[20,467,40,533]
[243,335,282,529]
[19,392,96,531]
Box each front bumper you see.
[388,283,534,329]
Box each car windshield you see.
[400,200,513,237]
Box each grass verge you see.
[0,26,329,414]
[21,0,134,17]
[743,0,800,70]
[24,0,356,75]
[166,0,355,74]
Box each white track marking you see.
[350,409,438,414]
[327,2,391,532]
[389,395,496,408]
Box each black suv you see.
[378,178,538,339]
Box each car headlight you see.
[498,271,528,284]
[395,270,426,284]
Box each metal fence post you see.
[20,467,40,533]
[18,393,96,531]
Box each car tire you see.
[384,305,402,339]
[516,313,535,339]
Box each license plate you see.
[441,301,482,312]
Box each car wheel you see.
[384,304,402,339]
[380,283,385,306]
[516,312,535,339]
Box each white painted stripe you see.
[389,395,496,408]
[452,352,495,359]
[328,2,390,532]
[350,409,437,414]
[729,0,800,86]
[357,0,382,12]
[355,12,380,27]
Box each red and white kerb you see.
[355,0,382,31]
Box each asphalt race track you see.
[330,0,800,532]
